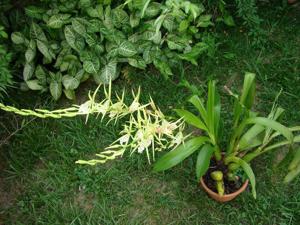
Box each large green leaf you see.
[85,34,97,47]
[25,40,36,63]
[142,30,162,44]
[47,14,71,29]
[11,32,25,44]
[26,80,44,91]
[30,22,47,42]
[50,81,62,101]
[239,124,265,150]
[163,15,176,32]
[37,40,53,61]
[72,18,87,36]
[130,13,140,28]
[175,109,207,131]
[95,61,118,84]
[118,41,137,57]
[23,63,35,81]
[83,60,100,74]
[196,144,214,179]
[35,65,47,84]
[144,2,162,18]
[112,8,129,28]
[153,137,210,172]
[62,75,80,90]
[64,25,77,50]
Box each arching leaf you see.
[153,137,210,172]
[196,144,214,179]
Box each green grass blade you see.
[196,144,214,180]
[175,109,207,131]
[153,137,210,172]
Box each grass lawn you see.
[1,4,300,225]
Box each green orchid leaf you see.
[196,144,214,179]
[175,109,207,131]
[153,137,210,172]
[188,95,207,123]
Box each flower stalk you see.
[0,83,187,165]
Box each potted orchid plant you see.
[153,73,300,202]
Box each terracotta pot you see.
[200,177,249,202]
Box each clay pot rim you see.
[200,177,249,199]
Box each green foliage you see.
[234,0,267,47]
[154,73,300,198]
[0,25,13,100]
[11,0,214,100]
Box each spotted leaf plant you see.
[0,83,186,164]
[11,0,214,100]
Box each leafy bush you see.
[11,0,214,100]
[235,0,266,47]
[0,25,13,100]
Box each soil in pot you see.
[203,157,244,195]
